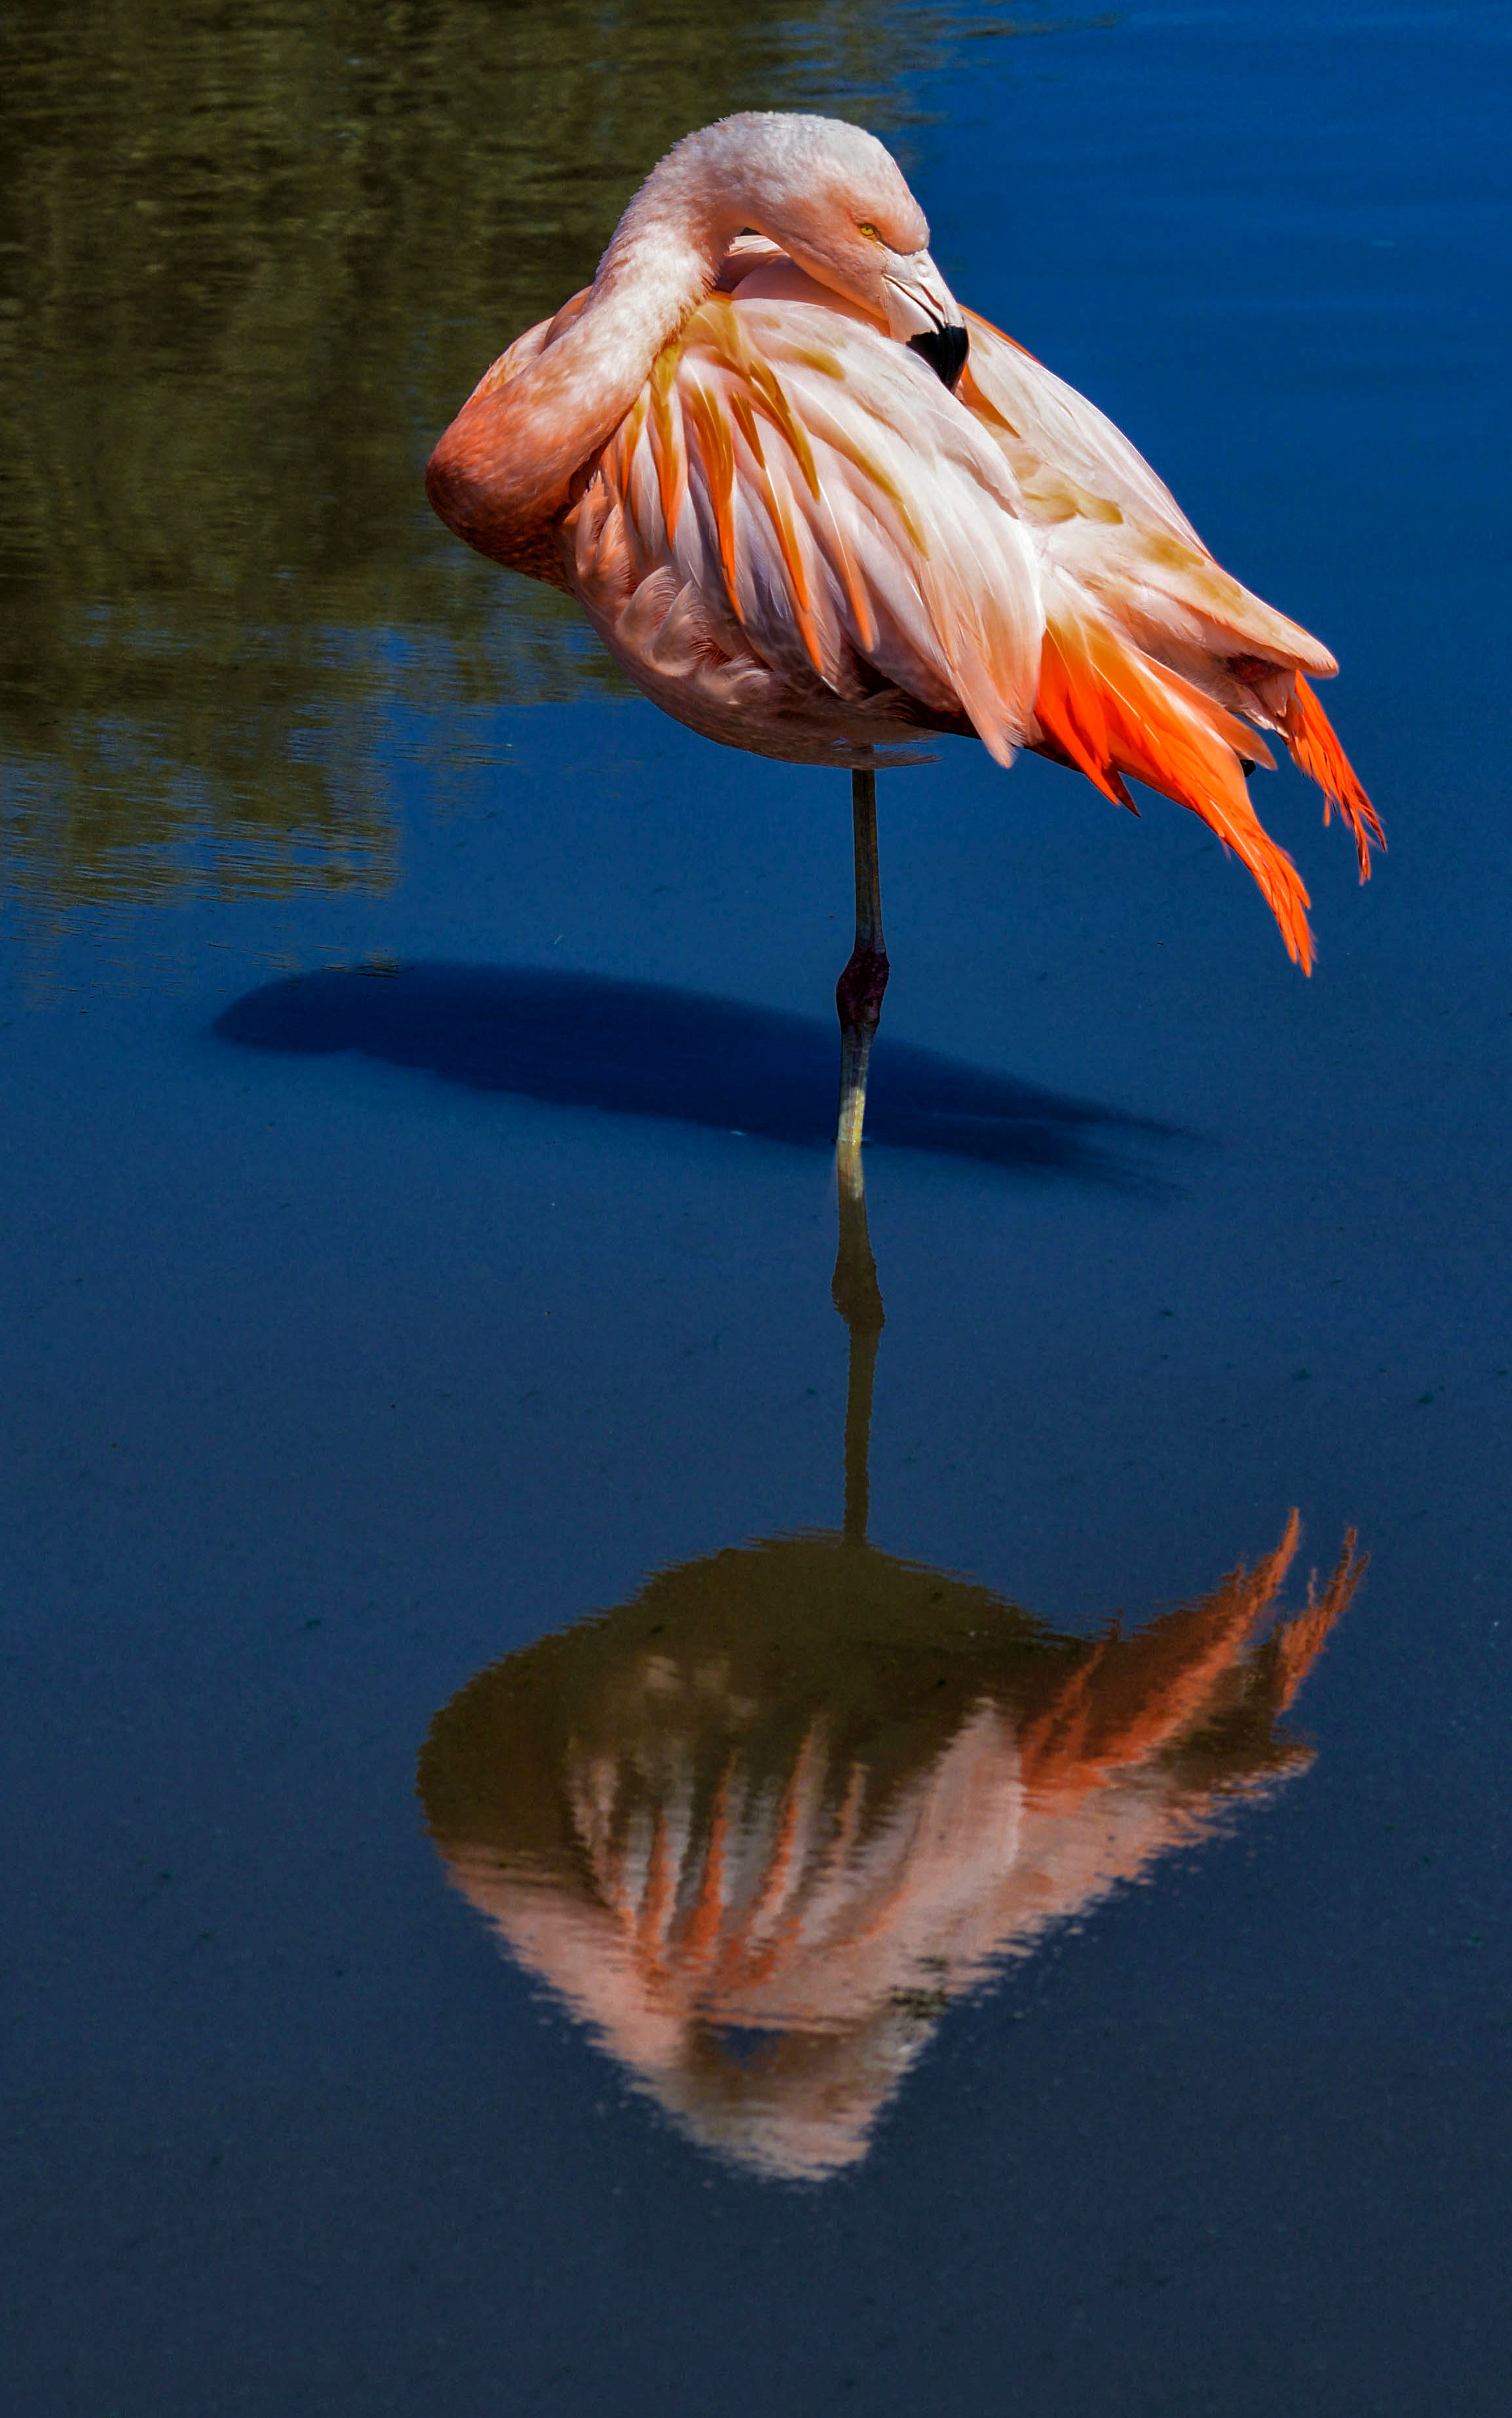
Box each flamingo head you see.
[665,114,970,390]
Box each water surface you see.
[2,5,1509,2413]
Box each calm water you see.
[3,4,1509,2411]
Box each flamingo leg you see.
[831,1156,885,1547]
[835,768,890,1183]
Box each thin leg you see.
[835,767,890,1184]
[831,1158,884,1547]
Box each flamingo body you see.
[428,115,1380,970]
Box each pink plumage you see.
[427,111,1380,975]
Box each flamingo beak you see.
[881,252,969,390]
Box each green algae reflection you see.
[0,1,1082,908]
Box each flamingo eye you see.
[858,221,881,240]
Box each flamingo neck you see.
[425,130,758,577]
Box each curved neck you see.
[425,129,761,576]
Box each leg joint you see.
[836,945,890,1033]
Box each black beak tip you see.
[907,323,970,392]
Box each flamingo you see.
[425,112,1381,1173]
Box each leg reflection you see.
[831,1148,884,1548]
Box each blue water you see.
[2,5,1509,2411]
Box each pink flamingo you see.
[426,112,1380,1169]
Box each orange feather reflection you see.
[420,1511,1362,2180]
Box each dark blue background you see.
[2,5,1508,2411]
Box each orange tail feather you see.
[1280,674,1384,880]
[1033,616,1316,972]
[1271,1529,1368,1714]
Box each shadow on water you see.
[417,1173,1366,2182]
[214,960,1181,1181]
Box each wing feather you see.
[1034,584,1315,970]
[566,263,1376,954]
[960,311,1380,896]
[583,281,1045,760]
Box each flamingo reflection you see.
[419,1181,1363,2180]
